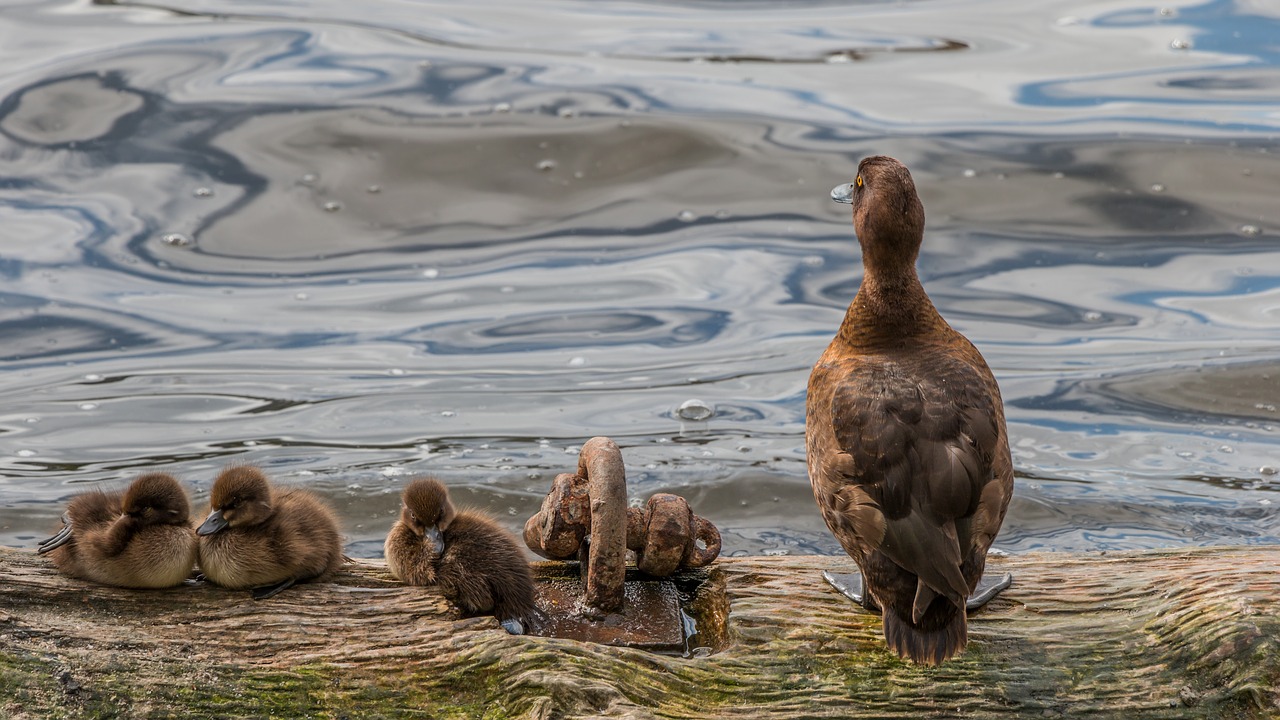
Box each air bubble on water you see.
[1170,38,1192,50]
[193,187,214,198]
[78,402,98,411]
[323,201,342,212]
[677,210,698,222]
[1176,451,1195,459]
[676,399,714,421]
[1158,7,1177,17]
[536,159,557,171]
[825,52,852,64]
[160,232,194,248]
[422,268,440,279]
[1150,183,1165,192]
[1219,445,1235,454]
[493,102,511,113]
[347,483,362,491]
[1083,310,1104,322]
[1052,172,1065,179]
[243,440,257,446]
[388,368,406,376]
[568,356,587,367]
[83,374,103,382]
[962,168,977,178]
[16,449,35,457]
[301,173,318,184]
[500,285,515,294]
[557,107,577,119]
[1055,16,1082,26]
[294,292,309,301]
[1260,465,1277,476]
[714,209,730,220]
[1239,224,1261,236]
[366,184,382,193]
[24,418,38,424]
[440,410,456,417]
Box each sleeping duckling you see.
[385,477,538,634]
[196,465,344,600]
[808,156,1013,665]
[38,472,196,589]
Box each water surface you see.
[1,0,1277,558]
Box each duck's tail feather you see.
[882,606,967,666]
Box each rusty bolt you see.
[626,493,721,577]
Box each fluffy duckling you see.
[37,472,197,588]
[807,156,1013,665]
[196,465,344,600]
[385,477,538,634]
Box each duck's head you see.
[400,477,456,554]
[198,466,272,536]
[122,473,190,526]
[831,155,925,273]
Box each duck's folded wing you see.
[827,362,999,608]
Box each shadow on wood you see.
[1,546,1277,718]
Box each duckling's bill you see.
[425,526,444,555]
[197,509,228,536]
[830,182,855,204]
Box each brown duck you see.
[196,465,344,599]
[807,156,1013,665]
[384,477,539,634]
[37,472,197,588]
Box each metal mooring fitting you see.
[524,436,721,613]
[525,436,628,612]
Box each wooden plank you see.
[1,546,1277,719]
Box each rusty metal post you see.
[579,436,626,613]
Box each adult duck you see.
[807,155,1013,665]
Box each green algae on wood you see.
[2,546,1278,719]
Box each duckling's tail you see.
[882,606,966,666]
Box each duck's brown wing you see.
[825,358,999,613]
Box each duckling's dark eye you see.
[855,175,863,188]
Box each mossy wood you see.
[2,546,1277,719]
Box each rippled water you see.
[1,0,1277,559]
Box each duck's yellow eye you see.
[855,175,863,188]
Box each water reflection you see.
[1,0,1278,558]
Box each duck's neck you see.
[838,264,948,348]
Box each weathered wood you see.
[1,546,1277,719]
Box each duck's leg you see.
[251,577,296,600]
[823,569,1013,613]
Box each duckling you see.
[385,477,538,634]
[37,472,197,588]
[196,465,344,600]
[807,156,1014,665]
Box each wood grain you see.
[2,546,1277,719]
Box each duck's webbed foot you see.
[822,570,880,614]
[499,618,525,635]
[251,577,297,600]
[967,572,1012,611]
[824,569,1013,614]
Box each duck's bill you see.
[197,509,229,536]
[831,182,855,204]
[425,526,444,555]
